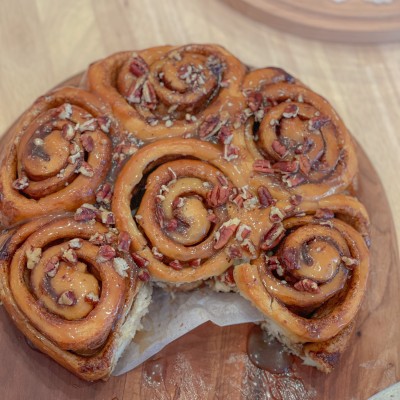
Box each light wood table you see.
[0,0,399,399]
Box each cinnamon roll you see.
[236,68,358,201]
[0,214,151,381]
[234,194,370,372]
[113,137,272,285]
[86,44,246,141]
[0,87,113,227]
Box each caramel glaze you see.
[247,325,292,373]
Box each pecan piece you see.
[113,257,129,277]
[199,115,221,140]
[272,160,299,173]
[12,175,29,190]
[129,56,148,77]
[97,245,116,263]
[138,269,151,282]
[80,134,94,152]
[131,252,149,268]
[341,256,359,270]
[61,248,78,265]
[280,247,299,270]
[58,291,77,306]
[118,231,131,253]
[247,91,263,112]
[75,204,98,222]
[282,104,299,119]
[85,292,99,305]
[44,256,60,278]
[308,115,330,131]
[96,183,113,205]
[26,247,42,270]
[258,186,276,207]
[253,159,273,174]
[169,260,183,270]
[214,218,240,250]
[294,279,320,294]
[206,185,230,208]
[166,219,178,232]
[272,140,288,157]
[260,223,285,250]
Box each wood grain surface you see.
[0,1,399,399]
[222,0,400,43]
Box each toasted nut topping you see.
[26,247,42,270]
[58,290,77,306]
[113,257,129,277]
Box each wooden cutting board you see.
[221,0,400,43]
[0,75,399,400]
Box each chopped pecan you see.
[272,160,299,173]
[199,115,221,140]
[58,291,76,306]
[62,248,78,265]
[96,245,116,263]
[226,245,243,260]
[341,256,359,269]
[282,173,305,188]
[280,247,299,270]
[272,140,288,157]
[269,206,285,223]
[235,224,251,242]
[207,212,218,223]
[260,223,285,250]
[113,257,129,278]
[152,247,164,261]
[247,91,263,112]
[214,218,240,250]
[68,238,83,249]
[282,104,299,119]
[308,115,330,131]
[97,116,111,133]
[223,144,239,161]
[79,118,98,132]
[253,159,273,174]
[62,123,75,140]
[189,258,201,268]
[85,292,99,305]
[75,204,98,222]
[44,256,60,278]
[129,56,149,77]
[258,186,276,207]
[26,247,42,270]
[78,161,94,177]
[216,173,229,188]
[96,183,113,205]
[289,194,303,206]
[294,279,320,294]
[142,81,157,109]
[80,134,94,152]
[218,126,233,145]
[166,219,178,232]
[169,260,183,270]
[117,231,131,253]
[131,252,149,268]
[206,185,230,208]
[138,269,151,281]
[12,175,29,190]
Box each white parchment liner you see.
[113,286,264,375]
